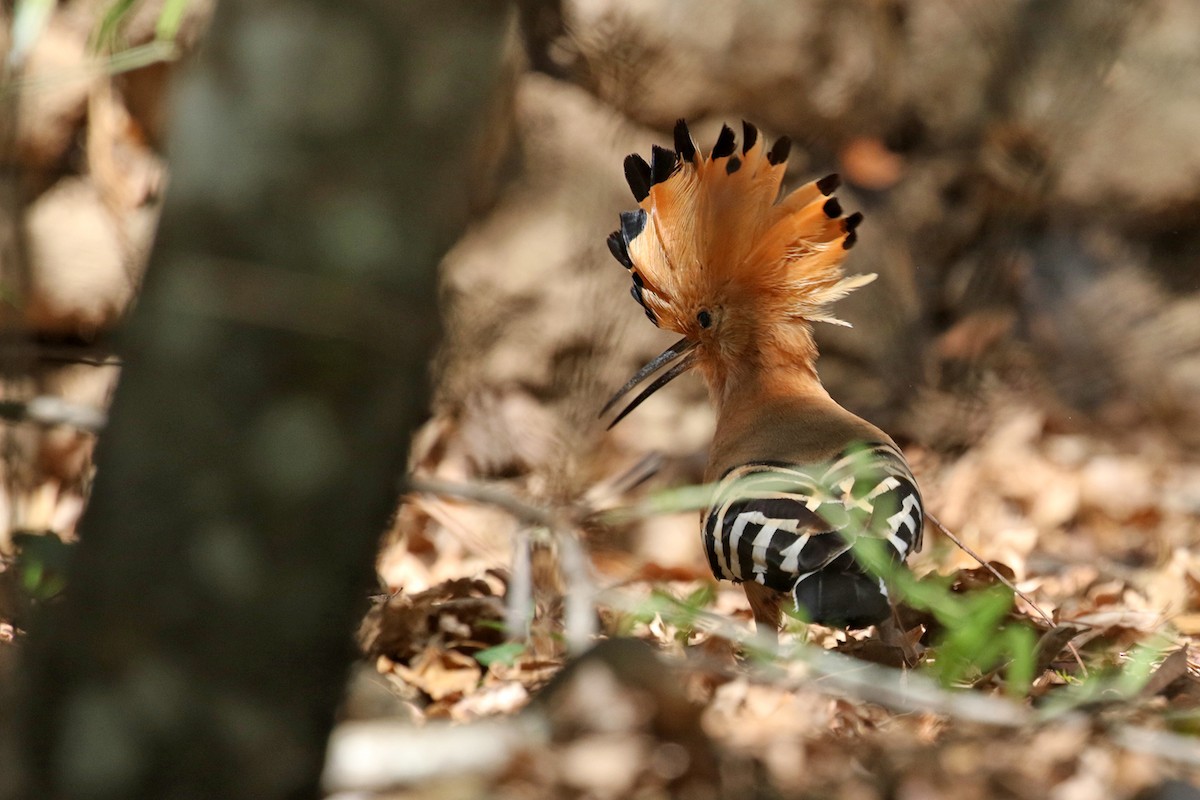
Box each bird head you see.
[602,120,874,427]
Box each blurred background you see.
[387,0,1200,605]
[3,1,1200,797]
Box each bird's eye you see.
[697,310,712,329]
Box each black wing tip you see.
[767,136,792,166]
[726,156,742,175]
[711,124,737,159]
[816,173,841,196]
[741,120,758,154]
[623,154,651,202]
[844,211,864,232]
[673,119,697,162]
[822,197,843,219]
[843,230,858,250]
[606,230,633,268]
[650,144,678,186]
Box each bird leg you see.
[743,581,783,646]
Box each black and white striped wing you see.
[702,442,923,625]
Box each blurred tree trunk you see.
[3,2,512,798]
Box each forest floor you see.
[335,392,1200,799]
[4,2,1200,798]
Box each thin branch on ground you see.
[0,397,107,432]
[598,585,1031,727]
[406,476,560,529]
[926,511,1088,676]
[406,475,596,652]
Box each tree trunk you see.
[5,2,512,797]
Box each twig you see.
[507,529,533,641]
[926,511,1087,676]
[0,340,123,368]
[0,397,107,433]
[1112,724,1200,768]
[406,476,557,528]
[557,530,599,650]
[598,585,1031,727]
[405,475,596,653]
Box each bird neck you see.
[705,358,861,481]
[709,351,830,419]
[699,320,824,406]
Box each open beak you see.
[600,337,698,430]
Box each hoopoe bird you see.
[602,120,923,636]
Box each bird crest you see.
[603,119,875,427]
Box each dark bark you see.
[6,2,511,798]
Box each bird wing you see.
[702,442,923,594]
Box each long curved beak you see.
[600,337,698,430]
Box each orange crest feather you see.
[602,120,874,426]
[608,120,872,338]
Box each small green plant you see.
[614,584,715,641]
[473,641,526,669]
[1035,637,1170,715]
[12,532,71,603]
[91,0,193,75]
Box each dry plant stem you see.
[926,511,1087,676]
[406,476,598,652]
[557,531,599,650]
[407,476,557,528]
[507,529,533,640]
[597,586,1030,727]
[0,397,107,433]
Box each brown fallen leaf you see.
[1140,648,1191,699]
[1034,625,1086,675]
[392,645,482,701]
[839,136,905,190]
[358,577,506,662]
[1171,613,1200,636]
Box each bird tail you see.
[791,571,891,628]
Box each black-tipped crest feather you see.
[816,173,840,195]
[650,145,678,186]
[619,209,647,244]
[767,136,791,165]
[741,121,758,154]
[673,119,697,162]
[711,125,736,159]
[624,154,651,202]
[606,230,632,268]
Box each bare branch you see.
[598,586,1031,727]
[406,476,557,529]
[926,511,1088,676]
[0,396,107,432]
[406,476,597,652]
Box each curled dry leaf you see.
[392,645,483,702]
[358,577,506,663]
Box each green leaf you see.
[155,0,189,42]
[683,583,716,610]
[9,0,58,68]
[92,0,140,53]
[1003,625,1038,696]
[473,641,525,668]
